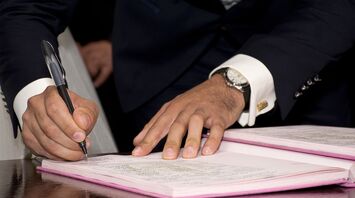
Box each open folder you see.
[37,125,355,198]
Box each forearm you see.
[0,0,78,123]
[0,0,78,136]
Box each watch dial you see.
[226,69,248,85]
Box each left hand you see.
[132,74,246,159]
[78,40,113,87]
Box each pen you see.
[41,40,88,159]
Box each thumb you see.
[73,106,97,133]
[68,90,99,133]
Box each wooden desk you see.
[1,159,355,198]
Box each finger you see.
[80,44,96,57]
[132,106,176,157]
[162,111,191,160]
[44,87,87,143]
[86,59,100,78]
[93,63,113,87]
[31,98,80,151]
[202,121,225,156]
[29,119,85,161]
[182,110,206,159]
[22,123,61,160]
[82,48,100,78]
[133,102,170,146]
[71,95,99,133]
[73,107,97,133]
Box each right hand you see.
[21,86,99,161]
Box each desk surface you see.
[1,159,355,198]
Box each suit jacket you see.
[113,0,355,125]
[1,0,355,138]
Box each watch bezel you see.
[223,68,250,92]
[214,67,251,109]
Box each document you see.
[38,125,355,197]
[223,125,355,160]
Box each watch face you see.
[226,68,248,85]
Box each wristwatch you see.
[215,68,250,109]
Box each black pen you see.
[41,40,88,159]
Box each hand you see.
[22,86,99,161]
[78,40,113,87]
[132,74,245,159]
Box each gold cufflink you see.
[257,100,268,112]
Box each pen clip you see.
[41,40,68,87]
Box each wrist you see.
[212,68,250,110]
[211,74,246,110]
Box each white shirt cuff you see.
[210,54,276,126]
[14,78,55,127]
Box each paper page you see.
[228,125,355,147]
[42,151,343,188]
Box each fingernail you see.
[183,146,195,158]
[73,132,85,142]
[132,146,142,156]
[163,148,176,159]
[202,146,213,155]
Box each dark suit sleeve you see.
[0,0,78,137]
[238,0,355,118]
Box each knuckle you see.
[174,115,187,126]
[173,94,183,100]
[174,110,189,122]
[46,101,61,116]
[148,130,163,142]
[190,113,204,122]
[140,139,155,148]
[41,140,55,151]
[22,131,33,146]
[42,123,58,139]
[27,95,39,108]
[166,101,180,112]
[62,123,77,135]
[43,86,56,97]
[159,114,173,125]
[162,101,171,109]
[22,111,31,124]
[207,136,220,144]
[43,142,63,157]
[141,130,164,146]
[212,117,227,128]
[44,85,55,93]
[185,138,199,146]
[164,140,179,149]
[171,121,185,132]
[214,122,224,129]
[142,123,151,132]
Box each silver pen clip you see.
[41,40,68,87]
